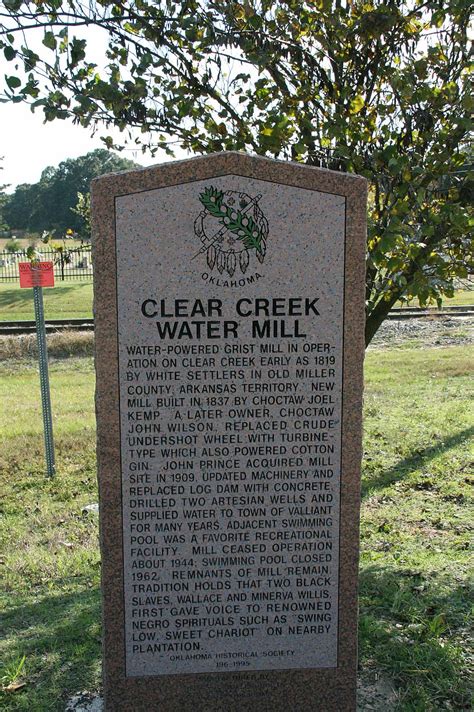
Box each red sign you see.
[19,262,55,288]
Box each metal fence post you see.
[33,285,56,477]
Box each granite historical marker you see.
[92,152,366,711]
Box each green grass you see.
[0,346,473,710]
[442,289,474,306]
[0,236,40,250]
[396,289,473,308]
[360,347,473,709]
[0,358,99,711]
[0,283,93,321]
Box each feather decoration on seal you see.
[217,250,226,274]
[239,249,250,274]
[194,211,206,240]
[227,251,236,276]
[207,244,216,271]
[257,236,266,263]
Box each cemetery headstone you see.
[92,152,367,711]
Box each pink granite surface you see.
[91,152,367,711]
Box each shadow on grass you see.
[1,583,101,711]
[0,285,80,316]
[359,564,472,708]
[362,425,474,497]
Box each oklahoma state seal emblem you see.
[193,186,269,276]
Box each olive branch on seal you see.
[198,186,264,253]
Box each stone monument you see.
[92,152,367,711]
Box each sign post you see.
[19,261,56,478]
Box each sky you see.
[0,102,160,192]
[0,22,183,192]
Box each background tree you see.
[3,182,41,231]
[3,149,140,235]
[0,157,9,232]
[1,1,472,343]
[70,191,91,241]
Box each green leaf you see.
[124,22,140,35]
[70,38,86,67]
[4,46,16,61]
[5,75,21,90]
[378,232,398,252]
[23,49,39,71]
[349,95,365,114]
[198,186,224,214]
[43,32,57,51]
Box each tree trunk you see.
[365,291,401,347]
[365,226,448,346]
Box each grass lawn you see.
[0,283,93,321]
[395,289,473,308]
[439,289,474,306]
[0,236,41,250]
[0,282,472,323]
[0,345,473,710]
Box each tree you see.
[70,191,91,240]
[0,157,9,231]
[1,1,472,343]
[3,182,40,231]
[3,149,140,234]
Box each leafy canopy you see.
[0,0,472,343]
[3,149,140,235]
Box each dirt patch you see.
[370,316,474,350]
[65,692,103,712]
[357,671,399,710]
[0,330,94,360]
[1,316,472,361]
